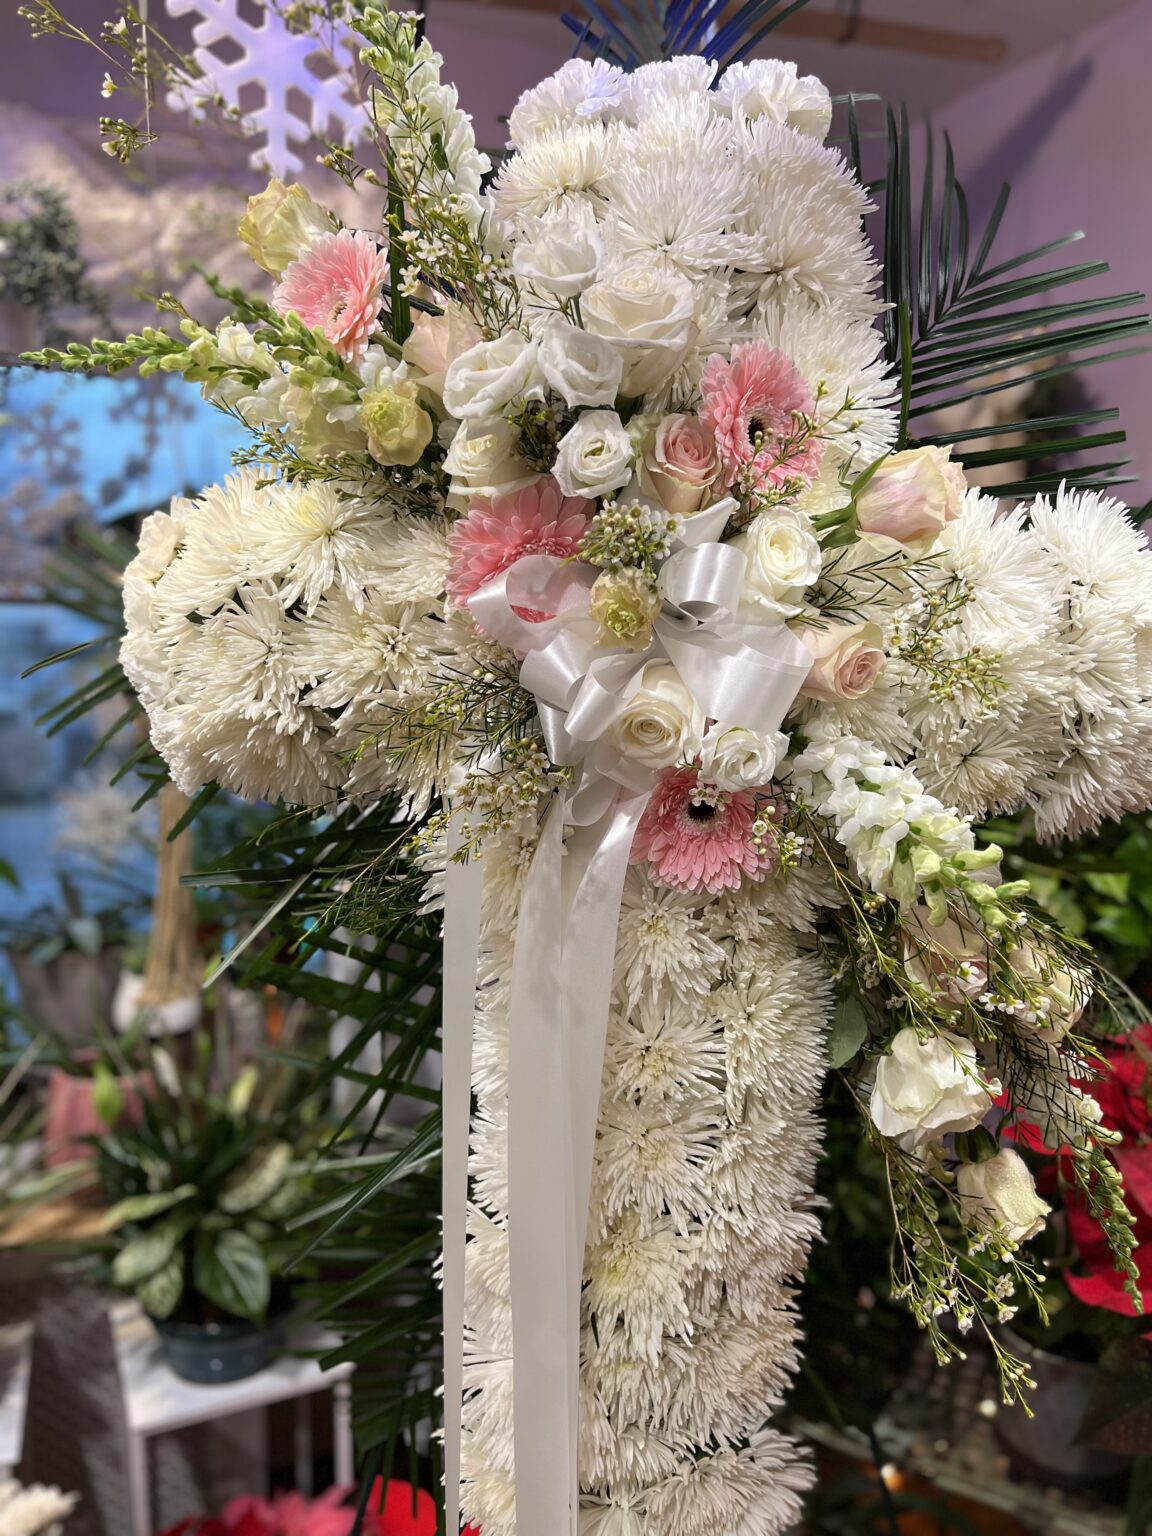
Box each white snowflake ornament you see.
[163,0,366,176]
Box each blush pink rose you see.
[638,414,721,517]
[797,620,885,702]
[401,303,484,401]
[855,446,966,546]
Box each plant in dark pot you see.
[86,1029,323,1383]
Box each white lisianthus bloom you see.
[553,410,634,497]
[582,266,697,397]
[956,1148,1050,1245]
[712,59,832,140]
[797,620,886,702]
[442,332,541,419]
[538,324,623,409]
[607,660,704,769]
[442,418,540,502]
[731,511,822,618]
[870,1027,1000,1147]
[512,220,605,297]
[698,723,786,791]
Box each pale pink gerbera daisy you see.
[273,229,389,362]
[447,477,592,620]
[699,340,824,492]
[631,764,776,896]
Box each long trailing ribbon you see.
[441,505,812,1533]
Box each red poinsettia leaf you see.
[1115,1144,1152,1220]
[365,1479,438,1536]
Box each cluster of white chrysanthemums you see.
[119,469,464,809]
[461,846,834,1536]
[881,485,1152,837]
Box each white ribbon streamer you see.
[442,507,813,1531]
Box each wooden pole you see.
[139,782,202,1006]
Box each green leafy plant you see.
[0,180,95,320]
[77,1031,325,1326]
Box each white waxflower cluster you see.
[890,485,1152,837]
[119,469,462,809]
[462,857,831,1536]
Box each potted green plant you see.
[84,1031,323,1383]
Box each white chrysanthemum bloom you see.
[488,122,615,225]
[507,57,635,146]
[712,58,832,139]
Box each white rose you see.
[553,410,633,498]
[797,621,886,703]
[538,324,623,409]
[956,1148,1050,1245]
[698,723,787,792]
[582,266,697,397]
[512,221,605,297]
[732,511,822,618]
[1007,941,1090,1041]
[442,332,541,419]
[870,1027,1000,1147]
[902,905,989,1011]
[442,418,539,503]
[607,660,703,769]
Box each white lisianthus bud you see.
[956,1148,1050,1245]
[870,1027,1000,1147]
[796,620,886,703]
[553,410,633,498]
[607,660,703,769]
[698,723,786,791]
[442,418,540,503]
[582,266,697,396]
[538,324,623,409]
[442,332,541,419]
[855,446,966,547]
[512,220,605,297]
[588,568,661,651]
[731,511,822,619]
[238,180,336,276]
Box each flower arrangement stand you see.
[0,1321,34,1478]
[109,1303,354,1536]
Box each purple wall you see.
[934,0,1152,503]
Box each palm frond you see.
[878,104,1152,495]
[564,0,816,70]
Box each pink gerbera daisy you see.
[447,478,593,621]
[631,764,776,896]
[273,228,389,363]
[699,340,824,492]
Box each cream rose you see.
[553,410,633,498]
[637,414,721,517]
[698,723,786,792]
[607,660,703,769]
[870,1027,1000,1147]
[1007,941,1090,1040]
[582,266,697,397]
[512,220,604,297]
[902,905,989,1010]
[442,332,541,419]
[797,621,886,703]
[855,446,966,547]
[956,1148,1050,1245]
[401,303,483,402]
[538,324,623,409]
[442,418,539,502]
[732,511,822,619]
[237,180,335,276]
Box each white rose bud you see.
[237,179,335,276]
[607,660,704,769]
[442,418,539,503]
[797,620,886,703]
[582,266,697,397]
[870,1027,1000,1148]
[538,323,623,409]
[731,511,822,619]
[902,905,989,1011]
[1007,941,1090,1041]
[956,1148,1050,1245]
[442,332,541,419]
[512,220,605,297]
[698,723,786,792]
[401,303,483,402]
[553,410,633,498]
[855,446,966,547]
